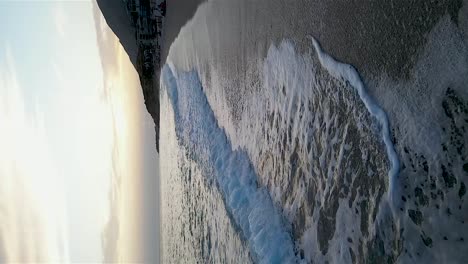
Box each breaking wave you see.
[161,64,297,263]
[310,37,400,205]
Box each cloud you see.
[100,143,122,264]
[52,61,65,84]
[54,4,67,37]
[91,5,129,261]
[92,2,160,262]
[0,46,69,263]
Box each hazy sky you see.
[0,0,159,262]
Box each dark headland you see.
[96,0,169,151]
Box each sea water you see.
[160,16,468,263]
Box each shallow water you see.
[159,84,253,263]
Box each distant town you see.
[123,0,166,150]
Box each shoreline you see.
[160,0,205,64]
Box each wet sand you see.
[164,0,465,80]
[164,0,467,129]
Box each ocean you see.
[159,1,468,263]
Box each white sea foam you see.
[309,36,400,205]
[161,64,297,263]
[170,37,395,262]
[372,16,468,263]
[232,40,390,262]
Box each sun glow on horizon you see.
[0,46,70,263]
[103,35,150,264]
[0,1,153,262]
[93,4,155,261]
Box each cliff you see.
[96,0,138,67]
[96,0,161,151]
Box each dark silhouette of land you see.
[96,0,166,150]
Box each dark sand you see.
[162,0,464,81]
[161,0,205,64]
[162,0,467,128]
